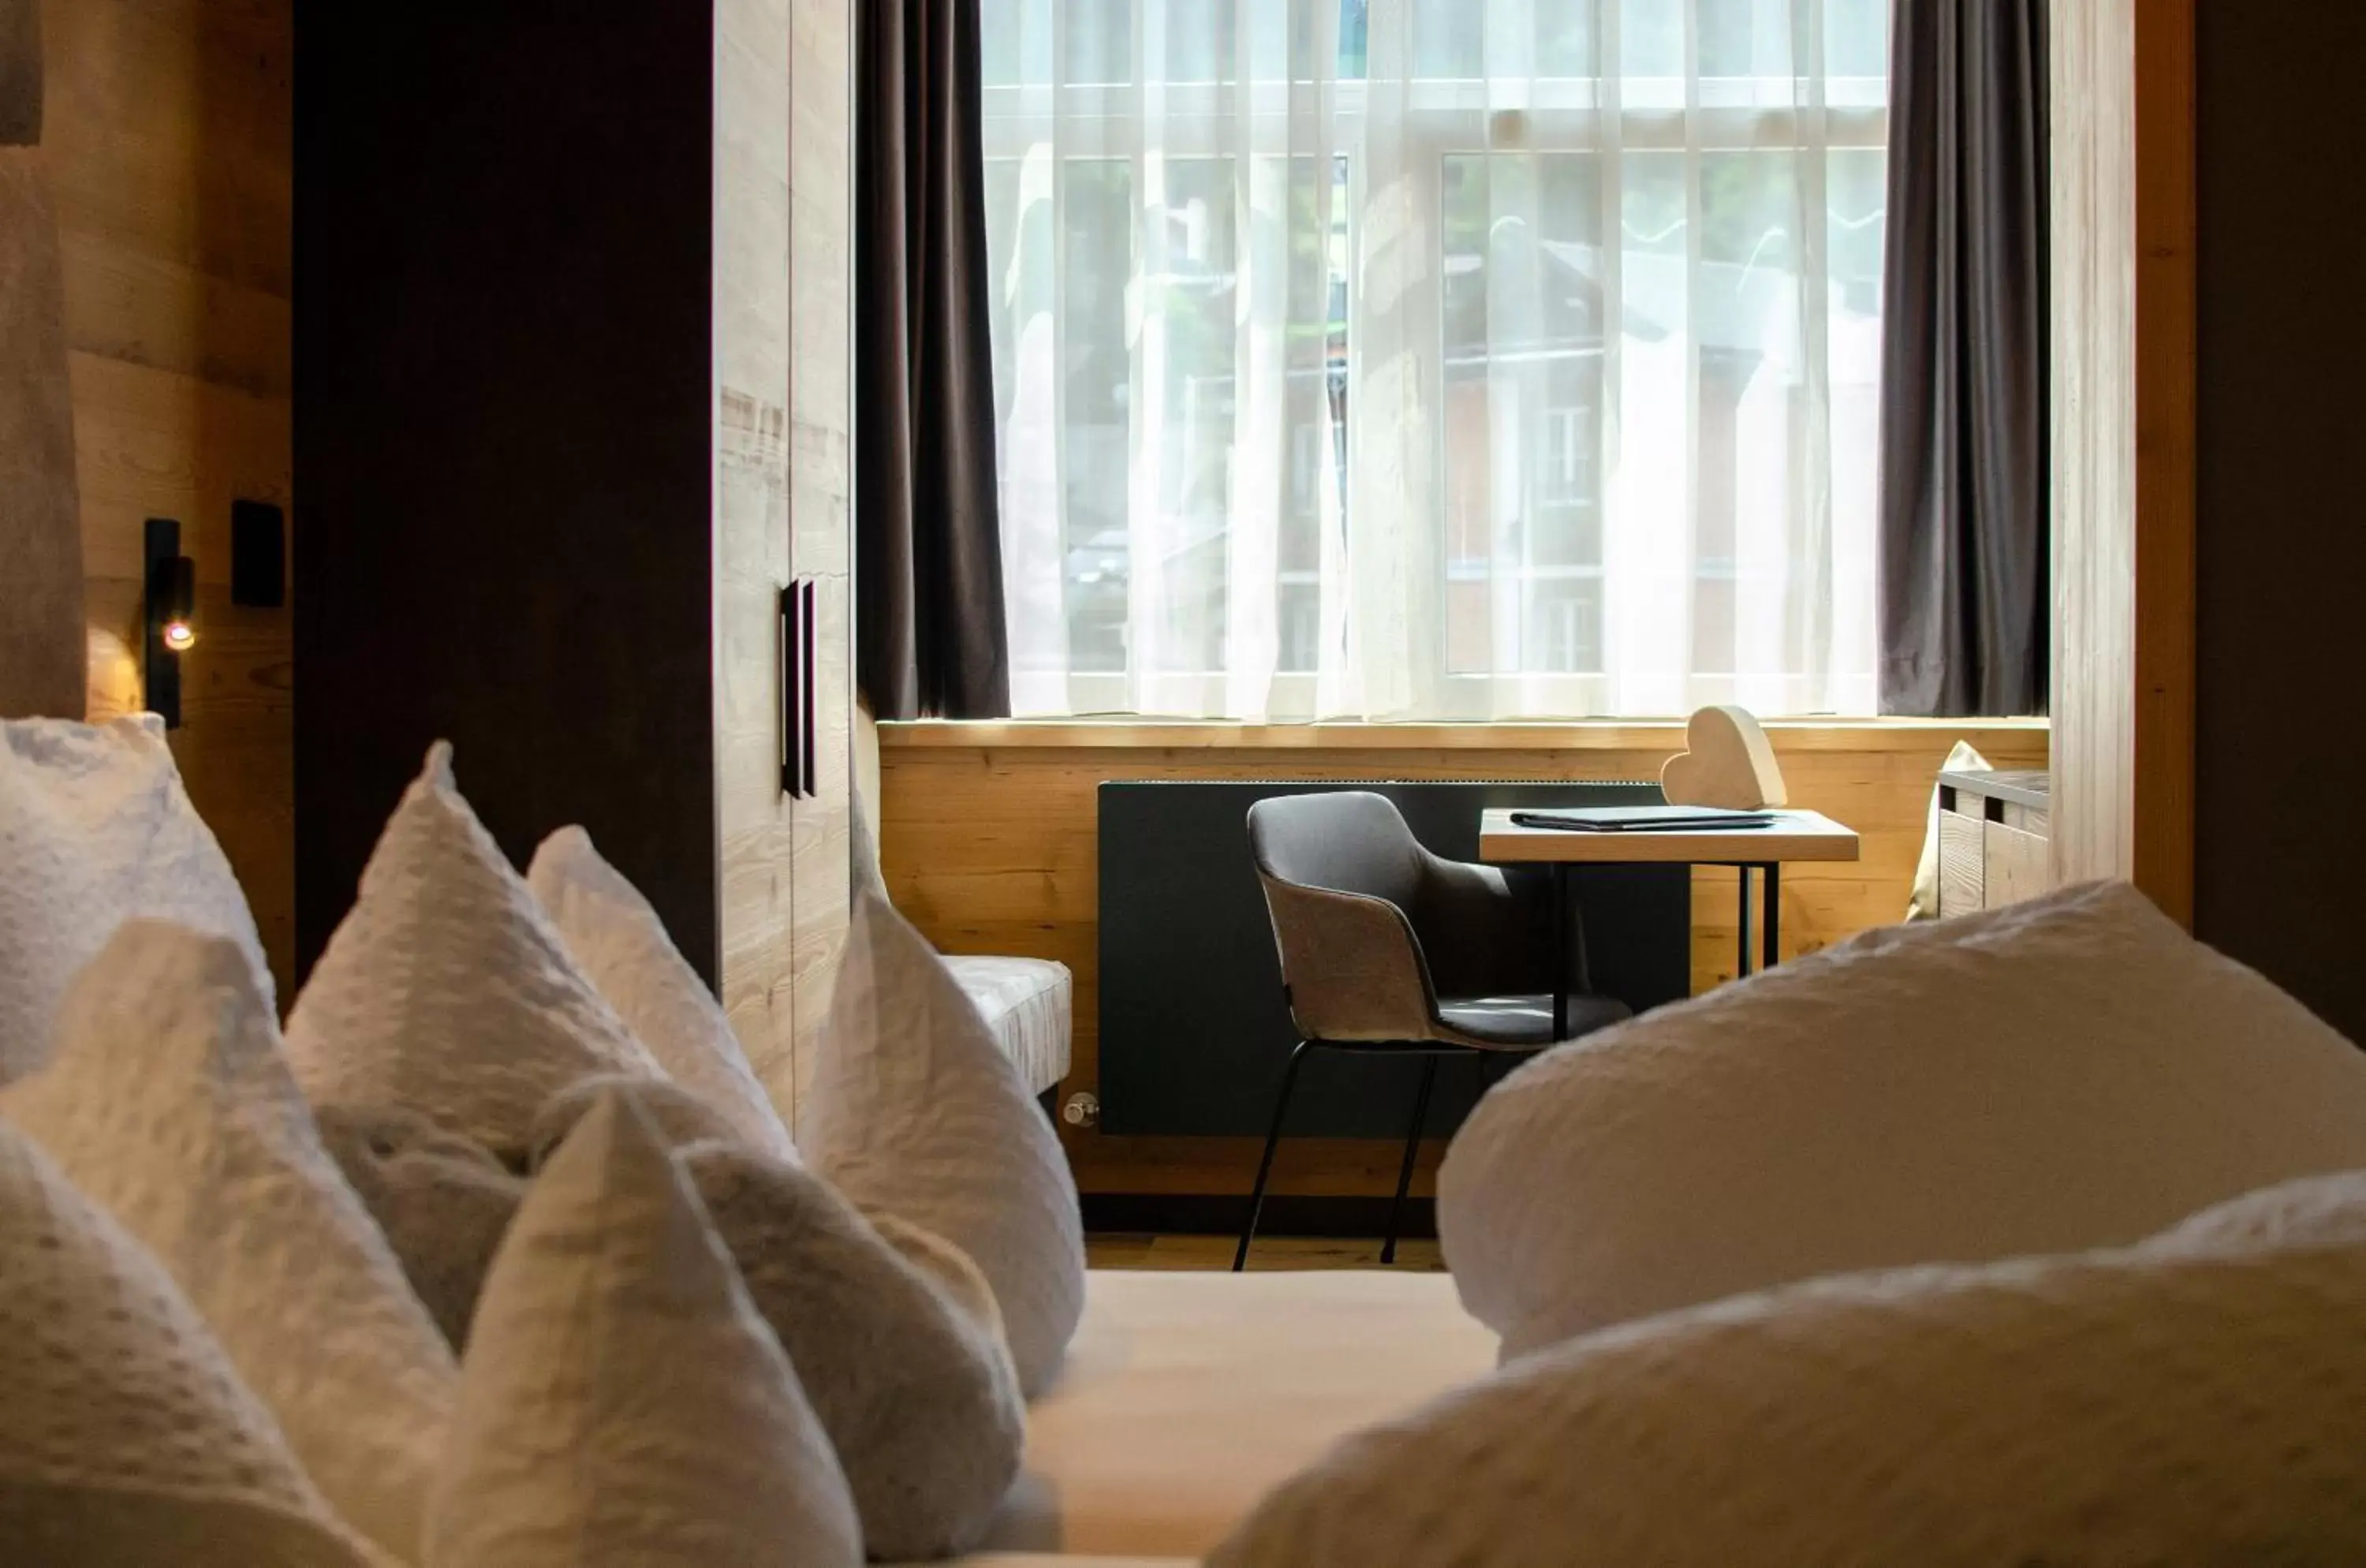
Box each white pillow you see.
[679,1141,1027,1559]
[0,1115,386,1567]
[1,920,457,1562]
[1215,1175,2366,1568]
[0,715,267,1084]
[427,1089,860,1568]
[527,826,797,1162]
[1439,881,2366,1359]
[286,743,664,1157]
[801,887,1086,1397]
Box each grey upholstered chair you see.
[1239,791,1633,1269]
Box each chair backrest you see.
[1245,793,1437,1042]
[1245,791,1427,909]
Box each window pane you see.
[1147,156,1240,675]
[1701,0,1796,79]
[1621,0,1685,79]
[1064,0,1133,85]
[1829,147,1887,319]
[1538,6,1598,77]
[983,0,1894,719]
[1442,152,1608,677]
[1413,0,1482,78]
[1278,156,1350,674]
[1062,160,1132,674]
[1165,0,1234,84]
[980,0,1055,87]
[1695,151,1801,675]
[1340,0,1370,78]
[1825,0,1890,79]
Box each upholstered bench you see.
[945,955,1073,1101]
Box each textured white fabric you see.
[985,1269,1497,1559]
[2,921,459,1561]
[679,1141,1027,1560]
[1907,738,1991,920]
[985,1,1890,722]
[528,1070,748,1169]
[286,743,664,1157]
[803,887,1086,1397]
[2153,1169,2366,1253]
[1439,880,2366,1358]
[528,826,798,1161]
[427,1091,861,1568]
[316,1103,524,1353]
[944,955,1073,1097]
[0,715,266,1085]
[0,1115,388,1568]
[1214,1178,2366,1568]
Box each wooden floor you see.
[1088,1233,1447,1273]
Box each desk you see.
[1480,808,1862,1031]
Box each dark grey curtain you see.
[855,0,1009,719]
[1877,0,2050,718]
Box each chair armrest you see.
[1413,855,1588,999]
[1257,875,1439,1043]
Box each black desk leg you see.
[1763,863,1782,971]
[1551,863,1569,1040]
[1736,865,1754,979]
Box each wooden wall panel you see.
[293,9,720,988]
[2047,0,2196,924]
[880,722,2047,1198]
[45,0,294,992]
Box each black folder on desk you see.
[1510,806,1778,833]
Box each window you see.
[982,0,1889,720]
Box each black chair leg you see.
[1382,1055,1442,1266]
[1236,1040,1317,1272]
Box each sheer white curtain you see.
[980,0,1889,720]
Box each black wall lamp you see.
[144,516,196,729]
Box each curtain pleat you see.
[856,0,1013,720]
[1876,0,2050,719]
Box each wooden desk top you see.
[1479,808,1863,865]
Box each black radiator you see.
[1097,780,1692,1139]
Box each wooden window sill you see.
[878,717,2051,755]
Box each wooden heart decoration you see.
[1661,705,1788,811]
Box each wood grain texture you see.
[2048,0,2196,924]
[1936,809,1986,919]
[715,0,854,1129]
[879,724,2047,1197]
[1087,1234,1446,1274]
[0,147,87,721]
[786,0,853,1111]
[44,0,293,992]
[715,0,801,1115]
[1983,819,2051,910]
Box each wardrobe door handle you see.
[798,579,819,799]
[779,583,806,798]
